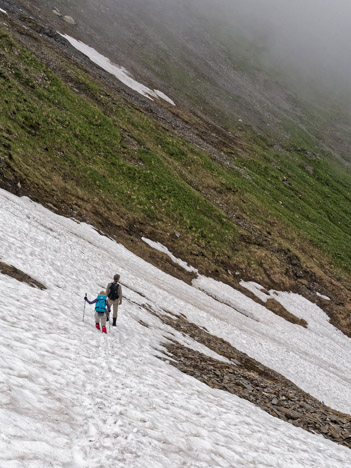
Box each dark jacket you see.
[106,282,123,303]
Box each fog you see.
[206,0,351,91]
[57,0,351,104]
[120,0,351,97]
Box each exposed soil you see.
[0,260,47,289]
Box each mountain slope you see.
[2,188,351,467]
[1,3,351,339]
[12,0,351,166]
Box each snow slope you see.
[1,188,351,467]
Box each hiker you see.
[106,274,123,327]
[85,291,111,334]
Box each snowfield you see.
[1,188,351,467]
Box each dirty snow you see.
[1,188,351,467]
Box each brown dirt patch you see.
[0,261,46,289]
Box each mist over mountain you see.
[67,0,351,102]
[16,0,351,165]
[195,0,351,96]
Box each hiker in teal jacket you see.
[85,291,111,333]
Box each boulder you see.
[63,16,76,25]
[52,8,62,17]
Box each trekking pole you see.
[83,293,87,322]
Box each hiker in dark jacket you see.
[106,274,123,327]
[85,291,111,334]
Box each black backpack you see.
[108,282,119,300]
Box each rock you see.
[63,16,76,25]
[157,311,351,451]
[278,407,300,420]
[292,420,303,428]
[301,402,314,412]
[230,358,240,366]
[329,427,341,440]
[329,414,345,424]
[240,381,253,392]
[52,8,62,17]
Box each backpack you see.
[108,282,119,301]
[95,294,107,314]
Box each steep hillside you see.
[1,3,351,337]
[2,189,351,466]
[11,0,351,166]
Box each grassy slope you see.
[0,29,239,258]
[122,17,351,275]
[1,25,351,312]
[135,15,351,166]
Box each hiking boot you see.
[95,323,100,331]
[102,326,107,334]
[112,318,117,327]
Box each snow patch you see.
[240,280,271,302]
[142,237,198,273]
[317,291,331,301]
[193,274,351,414]
[0,8,8,14]
[60,33,175,106]
[153,89,175,106]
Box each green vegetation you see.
[239,142,351,271]
[0,30,238,259]
[1,26,351,286]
